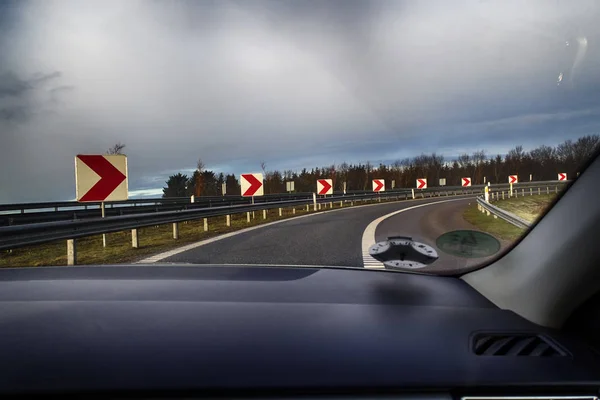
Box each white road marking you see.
[361,198,470,268]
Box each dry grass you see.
[1,197,397,267]
[462,193,557,241]
[493,193,557,223]
[463,204,524,241]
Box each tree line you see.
[162,135,600,197]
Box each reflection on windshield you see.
[1,0,599,271]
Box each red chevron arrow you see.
[462,177,471,187]
[558,173,567,181]
[242,174,263,196]
[509,175,518,184]
[78,155,126,202]
[317,179,332,195]
[417,179,427,189]
[373,179,384,192]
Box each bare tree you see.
[106,142,126,155]
[194,158,205,197]
[196,158,205,172]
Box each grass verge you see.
[492,193,556,223]
[463,193,557,241]
[463,204,524,241]
[1,198,397,268]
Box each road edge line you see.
[361,197,472,268]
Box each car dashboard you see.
[0,264,598,397]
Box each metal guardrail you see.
[0,191,440,251]
[476,196,531,229]
[0,180,567,226]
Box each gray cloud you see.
[1,0,600,202]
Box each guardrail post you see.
[538,187,541,195]
[293,208,296,214]
[530,188,532,196]
[555,186,558,193]
[411,189,415,199]
[172,223,179,239]
[226,215,231,226]
[306,204,309,212]
[263,210,267,219]
[330,201,333,208]
[522,189,524,196]
[66,239,77,266]
[502,191,505,200]
[203,218,208,232]
[547,186,549,194]
[339,201,343,207]
[247,212,251,222]
[318,203,321,210]
[278,208,282,216]
[131,229,139,248]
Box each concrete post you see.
[330,201,333,208]
[131,229,139,248]
[172,223,179,239]
[547,187,549,194]
[530,188,532,196]
[339,201,343,208]
[67,239,76,266]
[522,189,524,196]
[263,209,267,219]
[101,202,107,248]
[306,204,309,211]
[247,212,251,222]
[318,203,321,210]
[226,215,231,226]
[203,218,208,232]
[292,208,296,215]
[538,187,541,195]
[279,208,282,217]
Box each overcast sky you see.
[1,0,600,202]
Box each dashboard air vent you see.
[472,333,567,356]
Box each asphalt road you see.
[374,198,511,274]
[162,195,493,269]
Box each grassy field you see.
[0,198,393,268]
[493,193,557,223]
[463,193,557,241]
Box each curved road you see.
[149,195,510,273]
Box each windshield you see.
[1,0,599,272]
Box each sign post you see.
[372,179,385,193]
[558,173,567,181]
[76,155,128,249]
[240,173,264,197]
[317,179,333,195]
[484,186,489,203]
[343,181,347,195]
[508,175,518,197]
[101,202,106,247]
[75,155,128,202]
